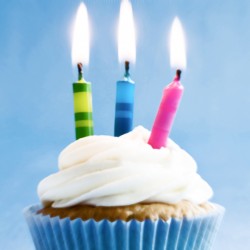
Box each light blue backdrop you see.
[1,0,249,249]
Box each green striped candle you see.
[73,63,93,139]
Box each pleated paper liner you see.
[23,204,224,250]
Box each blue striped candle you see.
[114,62,135,137]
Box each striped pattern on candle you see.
[114,80,135,137]
[73,83,94,139]
[115,103,133,118]
[114,102,133,136]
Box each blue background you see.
[1,0,249,249]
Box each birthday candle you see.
[73,64,93,139]
[114,0,136,137]
[72,3,93,139]
[148,70,184,149]
[148,17,187,149]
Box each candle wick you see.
[77,63,83,81]
[175,69,182,81]
[124,61,130,78]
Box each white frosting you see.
[38,126,213,208]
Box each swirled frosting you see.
[38,126,213,208]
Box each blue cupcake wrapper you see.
[23,204,224,250]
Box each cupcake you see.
[24,126,224,250]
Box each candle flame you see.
[118,0,136,63]
[71,3,90,66]
[170,17,187,70]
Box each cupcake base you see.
[37,201,216,222]
[24,204,224,250]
